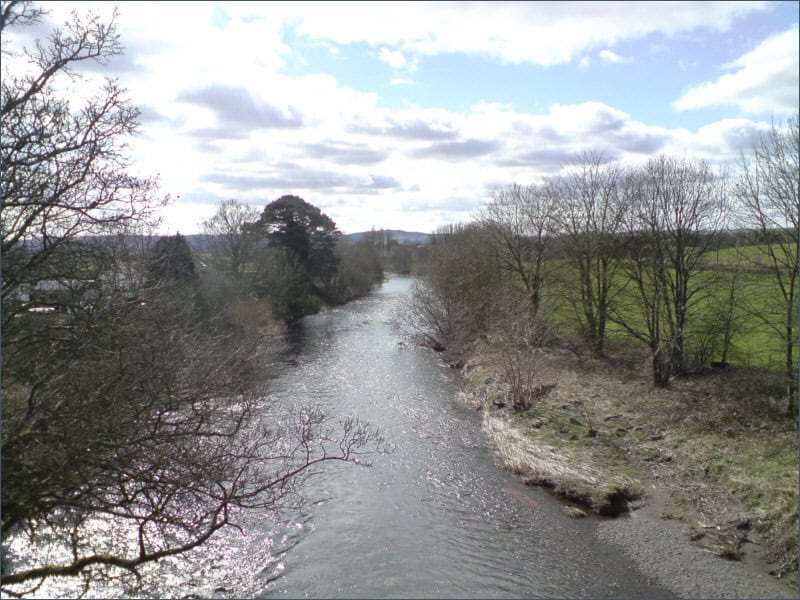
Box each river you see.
[13,275,669,598]
[248,275,667,598]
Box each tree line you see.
[407,122,798,418]
[197,194,419,325]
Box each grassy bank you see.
[460,342,798,584]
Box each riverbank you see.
[457,343,798,597]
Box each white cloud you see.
[672,25,799,115]
[598,49,630,64]
[379,47,410,70]
[19,1,785,236]
[285,1,767,67]
[662,118,770,163]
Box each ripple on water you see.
[14,277,670,599]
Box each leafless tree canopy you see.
[735,115,799,414]
[480,182,558,319]
[614,155,729,385]
[0,0,165,319]
[200,199,260,284]
[550,151,628,357]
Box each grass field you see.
[543,244,798,372]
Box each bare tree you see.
[616,156,728,386]
[1,0,165,324]
[735,114,799,416]
[479,182,558,319]
[551,151,628,357]
[1,5,380,595]
[2,230,380,598]
[1,251,379,594]
[399,223,505,354]
[200,199,259,286]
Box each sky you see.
[8,1,800,234]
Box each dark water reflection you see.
[257,276,666,598]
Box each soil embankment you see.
[457,345,798,598]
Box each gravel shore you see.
[596,508,797,599]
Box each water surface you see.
[255,275,666,598]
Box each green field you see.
[543,245,798,371]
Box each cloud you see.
[138,104,171,125]
[672,25,799,115]
[497,103,669,167]
[368,174,402,189]
[412,139,503,159]
[598,49,631,64]
[202,164,402,194]
[379,47,413,71]
[665,118,769,162]
[498,147,582,169]
[36,0,780,236]
[287,2,767,67]
[187,126,251,141]
[210,4,232,30]
[177,84,304,130]
[302,141,388,165]
[350,115,460,140]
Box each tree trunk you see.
[652,346,671,388]
[786,304,797,419]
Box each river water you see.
[13,275,669,598]
[248,275,667,598]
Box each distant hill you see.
[345,230,430,245]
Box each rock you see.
[615,427,628,436]
[532,383,557,398]
[563,505,587,518]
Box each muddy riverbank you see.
[458,345,798,598]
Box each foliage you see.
[400,223,512,353]
[480,182,558,319]
[146,233,199,288]
[611,155,728,385]
[252,194,341,280]
[327,237,384,303]
[248,195,348,319]
[253,246,317,321]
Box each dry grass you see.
[462,343,798,584]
